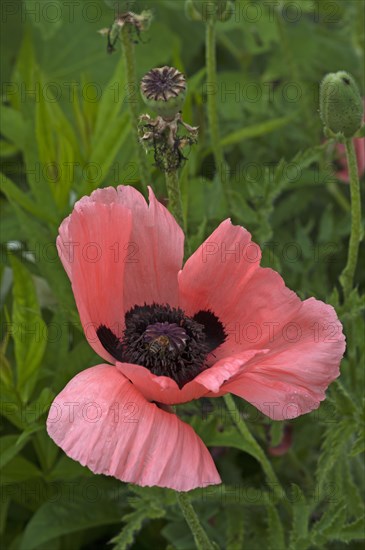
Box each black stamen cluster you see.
[97,303,226,388]
[122,304,207,388]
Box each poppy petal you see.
[117,186,184,312]
[116,349,267,405]
[47,364,221,491]
[57,191,133,362]
[220,299,346,419]
[179,219,301,359]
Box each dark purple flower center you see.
[97,303,226,388]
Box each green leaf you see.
[191,415,262,463]
[0,434,31,469]
[265,497,286,550]
[219,116,293,149]
[289,485,310,550]
[8,205,74,313]
[23,0,63,40]
[92,54,126,143]
[48,455,92,482]
[0,105,25,150]
[0,494,9,535]
[1,455,42,483]
[20,479,125,550]
[334,517,365,542]
[226,505,245,550]
[328,379,357,417]
[310,503,347,545]
[269,421,284,448]
[10,256,47,402]
[111,506,165,550]
[0,173,56,224]
[87,111,130,191]
[316,419,353,491]
[350,431,365,456]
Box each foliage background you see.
[0,0,364,548]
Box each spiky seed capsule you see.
[140,66,187,121]
[320,71,363,138]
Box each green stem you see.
[223,394,284,502]
[165,169,184,230]
[205,21,232,212]
[339,138,362,298]
[120,25,150,193]
[176,492,216,550]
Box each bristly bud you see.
[320,71,363,138]
[185,0,233,22]
[140,66,187,121]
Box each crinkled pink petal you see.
[116,186,184,311]
[219,298,345,419]
[57,186,184,363]
[116,349,268,405]
[57,194,133,362]
[179,219,301,360]
[47,364,221,492]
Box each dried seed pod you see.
[141,66,187,121]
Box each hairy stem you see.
[165,169,185,230]
[223,394,285,502]
[176,492,216,550]
[339,138,362,298]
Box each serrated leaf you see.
[226,504,245,550]
[334,517,365,542]
[111,506,165,550]
[350,431,365,456]
[328,379,357,417]
[265,497,286,550]
[310,503,347,545]
[316,419,353,491]
[289,485,310,550]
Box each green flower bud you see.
[140,67,187,121]
[320,71,363,138]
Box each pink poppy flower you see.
[47,186,345,492]
[335,99,365,183]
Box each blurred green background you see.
[0,1,364,549]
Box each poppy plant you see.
[47,186,345,492]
